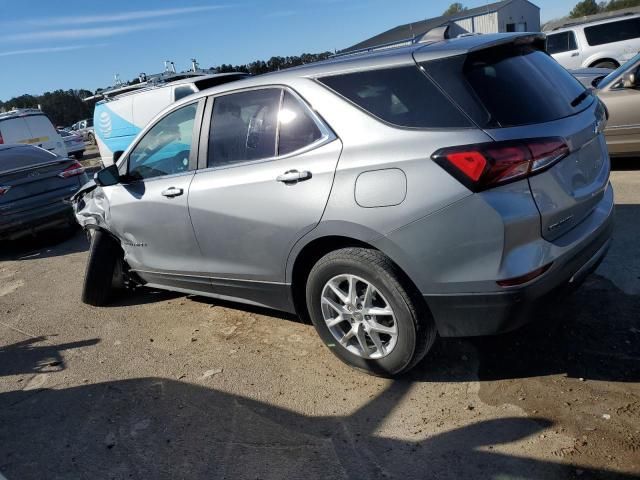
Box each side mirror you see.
[622,71,637,88]
[94,164,120,187]
[113,150,124,163]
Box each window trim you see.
[196,84,336,172]
[313,65,476,132]
[118,98,205,184]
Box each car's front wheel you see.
[81,230,122,306]
[306,248,436,376]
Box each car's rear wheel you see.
[81,230,121,306]
[306,248,436,376]
[592,60,618,69]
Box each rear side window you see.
[584,17,640,46]
[423,46,591,128]
[208,89,280,167]
[546,31,577,54]
[318,66,471,129]
[174,85,196,101]
[278,91,323,156]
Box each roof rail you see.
[0,108,44,119]
[332,23,454,59]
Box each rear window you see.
[318,66,472,129]
[0,145,58,171]
[546,31,578,54]
[584,17,640,46]
[423,46,591,128]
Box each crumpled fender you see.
[72,181,112,232]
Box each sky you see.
[0,0,575,101]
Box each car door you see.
[547,31,582,69]
[188,87,341,288]
[105,100,207,290]
[598,61,640,156]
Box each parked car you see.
[0,109,67,157]
[94,73,248,166]
[73,32,613,376]
[0,144,88,241]
[58,130,85,159]
[545,12,640,69]
[70,119,95,145]
[587,52,640,157]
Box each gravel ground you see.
[0,159,638,480]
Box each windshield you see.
[597,52,640,89]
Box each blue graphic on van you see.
[94,103,142,155]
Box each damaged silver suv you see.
[73,31,613,376]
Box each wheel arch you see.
[587,57,619,68]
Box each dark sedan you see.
[0,144,89,241]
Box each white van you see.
[94,73,247,166]
[0,109,66,157]
[545,12,640,69]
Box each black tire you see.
[306,248,436,376]
[592,60,618,70]
[82,230,121,306]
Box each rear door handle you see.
[161,187,184,198]
[276,170,312,184]
[571,52,579,57]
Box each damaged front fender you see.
[72,180,112,232]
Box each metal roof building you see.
[342,0,540,54]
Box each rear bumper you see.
[0,200,76,241]
[425,185,614,337]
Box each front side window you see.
[128,103,198,180]
[208,88,280,167]
[318,66,471,129]
[546,32,577,54]
[584,17,640,46]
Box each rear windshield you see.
[0,145,58,172]
[318,66,472,129]
[423,46,592,128]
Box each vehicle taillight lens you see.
[432,137,570,192]
[0,132,4,144]
[0,186,11,196]
[58,161,85,178]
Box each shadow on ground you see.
[0,376,635,480]
[0,227,87,262]
[0,336,99,378]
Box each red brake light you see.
[58,161,85,178]
[432,137,569,192]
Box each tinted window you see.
[174,85,196,101]
[424,46,591,128]
[0,145,57,171]
[318,66,471,128]
[128,103,197,180]
[584,17,640,46]
[546,31,577,54]
[208,89,280,167]
[278,91,323,156]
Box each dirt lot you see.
[0,159,638,480]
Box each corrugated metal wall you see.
[454,17,474,32]
[472,12,499,33]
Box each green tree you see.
[603,0,640,11]
[570,0,601,17]
[443,2,467,16]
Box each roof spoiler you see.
[416,24,452,44]
[467,33,547,52]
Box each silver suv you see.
[73,32,614,376]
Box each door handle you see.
[276,170,312,184]
[161,187,184,198]
[571,52,579,57]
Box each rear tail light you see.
[497,263,553,287]
[432,137,570,192]
[58,161,85,178]
[0,132,4,144]
[0,186,11,196]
